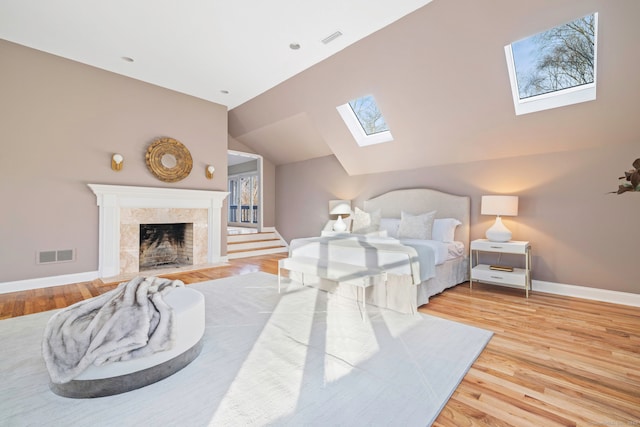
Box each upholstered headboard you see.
[363,188,470,249]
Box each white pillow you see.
[379,218,401,238]
[352,207,381,234]
[432,218,462,242]
[398,211,436,240]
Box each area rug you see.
[0,272,492,426]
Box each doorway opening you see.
[227,150,263,234]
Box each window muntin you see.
[337,95,393,146]
[505,13,597,115]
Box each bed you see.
[287,188,470,313]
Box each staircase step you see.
[228,238,284,251]
[227,232,278,243]
[227,246,289,259]
[226,228,287,260]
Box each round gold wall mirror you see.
[145,137,193,182]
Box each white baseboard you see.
[533,280,640,307]
[0,271,100,294]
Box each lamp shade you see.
[481,195,518,242]
[329,200,351,215]
[481,195,518,217]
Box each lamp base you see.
[485,216,512,242]
[333,215,347,232]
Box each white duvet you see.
[289,235,464,285]
[400,239,464,266]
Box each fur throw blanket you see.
[42,276,184,384]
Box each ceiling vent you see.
[321,31,343,45]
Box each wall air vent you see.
[37,249,75,264]
[321,31,343,45]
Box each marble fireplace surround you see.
[88,184,228,278]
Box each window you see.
[504,13,598,115]
[337,95,393,146]
[228,173,259,224]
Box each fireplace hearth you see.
[139,223,194,271]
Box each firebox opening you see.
[139,223,194,271]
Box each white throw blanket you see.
[42,276,184,384]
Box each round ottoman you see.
[50,287,205,398]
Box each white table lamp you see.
[329,200,351,232]
[481,195,518,242]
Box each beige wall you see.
[276,141,639,294]
[0,40,228,282]
[262,159,276,228]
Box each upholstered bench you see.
[50,286,205,398]
[278,256,386,317]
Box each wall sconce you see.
[111,153,123,171]
[205,165,215,179]
[481,195,519,242]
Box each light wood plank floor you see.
[1,254,638,426]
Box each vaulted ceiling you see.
[0,0,431,109]
[229,0,640,175]
[2,0,639,175]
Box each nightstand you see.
[469,239,532,297]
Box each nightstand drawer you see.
[471,265,527,287]
[470,240,529,254]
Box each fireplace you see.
[139,223,194,271]
[88,184,228,278]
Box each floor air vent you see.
[38,249,75,264]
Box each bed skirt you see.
[287,256,469,314]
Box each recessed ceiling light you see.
[121,56,134,63]
[289,43,301,50]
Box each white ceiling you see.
[0,0,431,109]
[228,151,258,167]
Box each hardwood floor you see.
[427,284,639,427]
[0,255,283,320]
[1,254,638,426]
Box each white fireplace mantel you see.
[88,184,228,278]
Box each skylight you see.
[505,13,598,115]
[337,95,393,146]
